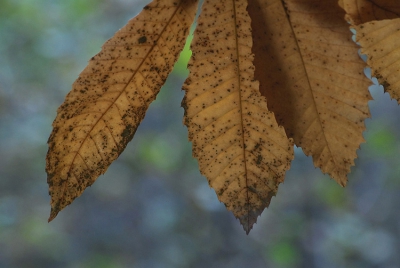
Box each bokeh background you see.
[1,0,400,267]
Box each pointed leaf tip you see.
[238,208,263,235]
[48,209,58,222]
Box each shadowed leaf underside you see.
[339,0,400,25]
[249,0,371,186]
[46,0,198,221]
[182,0,294,233]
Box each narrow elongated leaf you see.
[249,0,371,185]
[338,0,400,25]
[46,0,198,221]
[355,19,400,102]
[182,0,294,233]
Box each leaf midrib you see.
[231,0,251,230]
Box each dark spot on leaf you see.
[138,36,147,44]
[256,155,262,165]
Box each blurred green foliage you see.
[367,125,396,157]
[1,1,400,267]
[268,240,300,266]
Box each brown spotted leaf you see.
[338,0,400,25]
[46,0,198,221]
[182,0,294,233]
[248,0,372,186]
[354,19,400,102]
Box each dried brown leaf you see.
[46,0,198,221]
[182,0,294,233]
[354,18,400,102]
[249,0,371,185]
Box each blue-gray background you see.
[1,0,400,267]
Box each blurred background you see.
[1,0,400,267]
